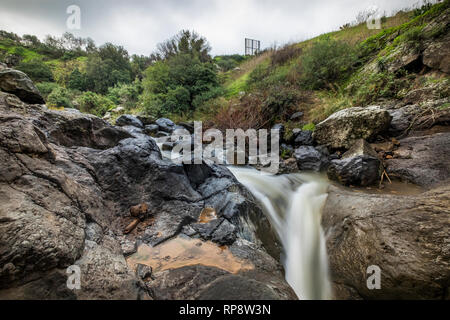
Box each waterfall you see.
[229,167,332,300]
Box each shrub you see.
[107,80,142,108]
[36,82,59,99]
[300,37,357,89]
[271,44,302,66]
[16,59,54,82]
[77,91,115,116]
[47,87,73,109]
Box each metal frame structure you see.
[245,38,260,55]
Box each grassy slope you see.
[209,1,449,133]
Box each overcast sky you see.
[0,0,420,56]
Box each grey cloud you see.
[0,0,418,56]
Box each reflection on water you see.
[127,236,253,274]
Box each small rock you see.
[211,220,237,245]
[121,239,137,256]
[290,112,304,121]
[136,264,152,280]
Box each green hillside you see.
[0,0,448,131]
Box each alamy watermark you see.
[163,122,280,174]
[366,265,381,290]
[66,265,81,290]
[66,5,81,30]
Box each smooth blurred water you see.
[229,167,332,300]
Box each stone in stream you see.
[327,139,382,187]
[313,106,392,149]
[156,118,176,133]
[136,264,152,280]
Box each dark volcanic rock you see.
[322,184,450,300]
[292,130,313,147]
[144,124,159,135]
[294,146,329,172]
[115,115,144,128]
[156,118,176,133]
[290,112,304,121]
[0,68,44,104]
[327,139,382,187]
[0,72,295,300]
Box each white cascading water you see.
[155,139,331,299]
[229,167,332,300]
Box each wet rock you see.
[136,264,152,280]
[278,158,299,174]
[144,124,159,135]
[327,139,382,187]
[161,142,175,151]
[322,184,450,299]
[177,121,195,134]
[294,146,329,172]
[211,220,237,245]
[386,131,450,188]
[155,131,170,138]
[313,106,392,149]
[115,115,144,129]
[156,118,176,133]
[0,68,44,104]
[292,130,313,147]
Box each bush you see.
[300,37,357,89]
[77,91,115,116]
[36,82,59,99]
[47,87,73,109]
[16,59,54,82]
[107,80,142,108]
[271,45,302,66]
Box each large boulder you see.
[156,118,176,133]
[386,131,450,188]
[313,106,392,149]
[322,184,450,300]
[327,139,382,187]
[0,68,44,104]
[0,88,293,299]
[115,115,144,129]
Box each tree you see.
[16,59,54,82]
[153,30,212,62]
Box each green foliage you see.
[107,80,142,108]
[47,87,74,109]
[68,68,87,91]
[77,91,115,116]
[261,86,302,119]
[302,123,316,131]
[141,52,219,116]
[35,82,59,99]
[16,59,54,82]
[300,37,357,89]
[226,73,249,97]
[214,54,247,72]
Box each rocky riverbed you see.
[0,64,449,300]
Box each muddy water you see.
[127,236,253,274]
